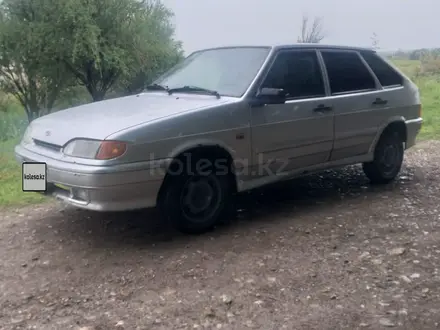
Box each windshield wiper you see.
[145,83,169,92]
[167,85,221,99]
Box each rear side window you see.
[321,51,376,94]
[361,51,403,87]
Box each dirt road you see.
[1,141,440,330]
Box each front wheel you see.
[159,161,233,234]
[362,130,404,184]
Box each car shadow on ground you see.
[44,164,415,251]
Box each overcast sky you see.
[162,0,439,55]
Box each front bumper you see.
[15,144,171,211]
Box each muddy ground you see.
[1,141,440,330]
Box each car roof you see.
[194,43,375,53]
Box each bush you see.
[0,111,27,141]
[0,91,16,112]
[421,58,440,78]
[0,93,28,141]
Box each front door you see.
[250,49,334,179]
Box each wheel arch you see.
[167,139,237,161]
[369,117,408,153]
[157,141,239,205]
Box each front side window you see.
[153,47,271,97]
[261,50,326,99]
[321,51,376,94]
[360,51,403,87]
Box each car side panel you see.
[330,83,421,161]
[328,89,388,160]
[247,48,334,180]
[250,98,334,172]
[317,48,420,162]
[107,101,253,186]
[368,84,422,153]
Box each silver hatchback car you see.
[15,44,422,233]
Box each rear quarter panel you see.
[368,76,422,153]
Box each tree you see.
[371,32,380,50]
[53,0,181,102]
[297,15,325,43]
[0,0,71,122]
[117,2,185,95]
[120,40,184,95]
[0,0,182,121]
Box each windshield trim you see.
[241,46,278,99]
[151,46,272,98]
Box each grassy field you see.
[0,139,46,207]
[0,100,28,140]
[391,59,440,140]
[414,77,440,139]
[0,59,439,208]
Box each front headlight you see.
[63,139,102,159]
[63,139,127,160]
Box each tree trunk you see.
[92,91,105,102]
[85,83,106,102]
[25,107,39,122]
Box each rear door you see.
[318,49,385,161]
[359,50,409,129]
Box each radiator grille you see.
[33,139,62,152]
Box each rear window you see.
[361,51,403,87]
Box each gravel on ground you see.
[1,141,440,330]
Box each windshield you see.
[153,47,271,97]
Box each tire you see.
[362,130,404,184]
[159,155,234,234]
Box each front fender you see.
[168,138,238,160]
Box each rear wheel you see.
[159,156,234,234]
[362,130,404,184]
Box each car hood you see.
[27,92,233,146]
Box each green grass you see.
[0,138,46,207]
[392,59,422,77]
[0,109,28,141]
[0,99,46,207]
[0,59,439,208]
[415,76,440,140]
[391,59,440,140]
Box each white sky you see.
[162,0,440,54]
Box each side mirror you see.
[254,87,286,105]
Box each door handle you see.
[372,98,388,105]
[313,104,333,112]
